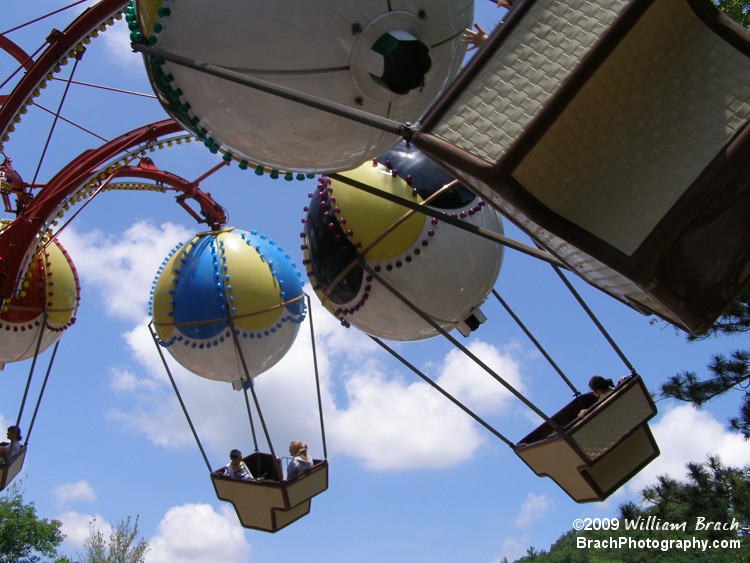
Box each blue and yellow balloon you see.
[150,227,305,383]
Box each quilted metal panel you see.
[431,0,629,161]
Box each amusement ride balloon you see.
[0,221,80,364]
[128,0,473,173]
[302,143,504,340]
[150,227,306,382]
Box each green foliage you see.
[80,516,148,563]
[660,350,750,438]
[660,288,750,438]
[0,483,65,563]
[513,458,750,562]
[714,1,750,28]
[80,515,148,563]
[689,290,750,341]
[638,457,750,535]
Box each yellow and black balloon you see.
[302,143,504,341]
[0,223,80,364]
[150,227,305,383]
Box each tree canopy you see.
[660,286,750,438]
[714,0,750,28]
[513,457,750,562]
[0,483,65,563]
[79,516,148,563]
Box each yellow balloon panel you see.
[331,164,424,261]
[216,231,283,332]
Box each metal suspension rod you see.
[370,336,514,447]
[306,294,328,459]
[2,0,91,35]
[492,289,580,396]
[329,172,565,267]
[0,42,44,92]
[24,340,60,445]
[549,263,638,376]
[132,43,415,139]
[32,55,81,185]
[192,160,229,185]
[362,263,561,432]
[32,102,108,141]
[246,378,284,479]
[50,77,157,98]
[16,313,47,428]
[148,322,212,472]
[242,386,259,452]
[228,325,277,462]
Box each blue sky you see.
[1,2,748,562]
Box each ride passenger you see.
[578,376,616,417]
[214,449,255,480]
[462,1,514,51]
[0,426,22,464]
[286,440,313,480]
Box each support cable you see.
[548,263,638,377]
[242,387,259,453]
[228,321,281,477]
[132,43,415,139]
[148,322,212,472]
[492,289,580,396]
[24,340,60,445]
[246,378,283,478]
[362,262,562,433]
[32,55,81,186]
[370,335,514,447]
[306,294,328,459]
[16,313,47,428]
[2,0,91,35]
[329,172,565,267]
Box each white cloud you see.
[101,303,528,472]
[496,535,529,563]
[324,337,527,471]
[59,221,192,323]
[106,316,332,459]
[58,511,111,550]
[435,339,525,415]
[326,365,485,471]
[147,504,251,563]
[58,505,250,563]
[109,367,160,393]
[66,221,533,473]
[513,493,553,529]
[102,17,147,72]
[626,404,749,494]
[54,480,97,506]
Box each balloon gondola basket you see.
[412,0,750,336]
[513,376,659,502]
[148,225,329,531]
[0,446,26,492]
[211,452,329,533]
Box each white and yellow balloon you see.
[302,143,504,341]
[128,0,473,174]
[0,224,80,364]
